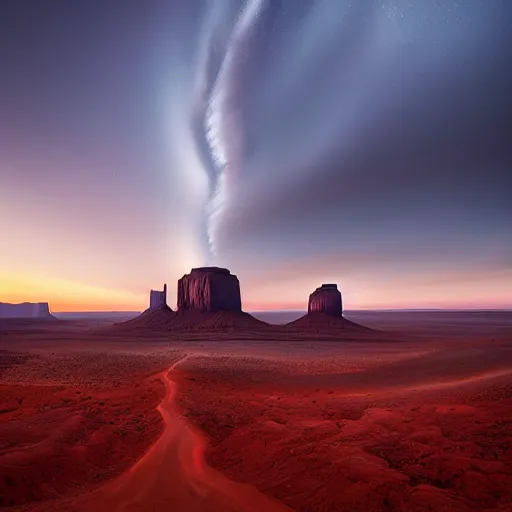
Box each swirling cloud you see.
[184,0,511,266]
[193,0,268,256]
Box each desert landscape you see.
[3,1,511,510]
[1,293,511,511]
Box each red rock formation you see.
[149,284,167,310]
[308,284,342,317]
[177,267,242,313]
[115,267,270,332]
[287,283,376,333]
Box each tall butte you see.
[177,267,241,312]
[173,267,266,330]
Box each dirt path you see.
[68,356,292,512]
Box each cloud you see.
[188,0,512,264]
[193,0,268,256]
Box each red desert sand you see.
[0,310,511,511]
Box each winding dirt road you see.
[72,357,292,512]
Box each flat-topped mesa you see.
[149,284,167,310]
[308,283,343,317]
[0,302,54,319]
[177,267,242,313]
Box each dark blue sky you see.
[1,0,511,310]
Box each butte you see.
[172,267,267,330]
[114,283,176,330]
[287,283,374,333]
[116,268,267,332]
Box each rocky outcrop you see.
[177,267,242,312]
[0,302,54,319]
[149,284,167,310]
[308,284,343,317]
[287,283,376,333]
[115,267,270,332]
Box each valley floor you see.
[0,311,511,511]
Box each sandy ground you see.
[0,311,511,511]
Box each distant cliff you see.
[177,267,242,313]
[0,302,55,319]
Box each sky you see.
[1,0,511,312]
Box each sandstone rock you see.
[308,284,343,317]
[149,284,167,309]
[177,267,242,312]
[0,302,53,319]
[288,283,376,333]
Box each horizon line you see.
[51,307,512,314]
